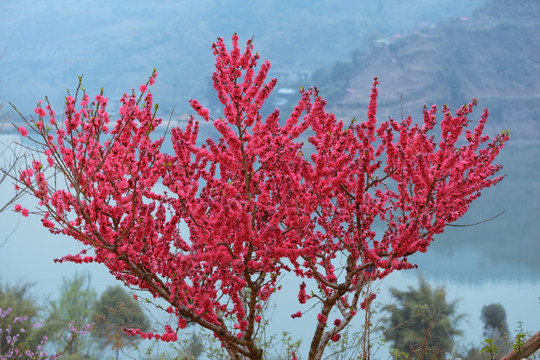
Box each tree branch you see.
[500,330,540,360]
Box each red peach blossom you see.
[16,35,508,360]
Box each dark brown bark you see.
[500,330,540,360]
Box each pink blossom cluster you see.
[125,324,177,342]
[13,204,29,217]
[16,35,508,359]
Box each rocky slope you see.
[328,0,540,142]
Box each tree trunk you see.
[499,330,540,360]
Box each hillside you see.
[327,0,540,142]
[0,0,484,117]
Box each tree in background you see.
[92,285,150,360]
[0,306,89,360]
[0,280,90,359]
[42,272,97,358]
[481,303,509,339]
[14,34,508,360]
[457,303,515,360]
[381,275,464,359]
[0,281,41,355]
[480,303,510,357]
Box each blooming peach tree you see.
[14,35,508,360]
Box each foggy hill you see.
[0,0,484,118]
[326,0,540,142]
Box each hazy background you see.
[1,0,538,358]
